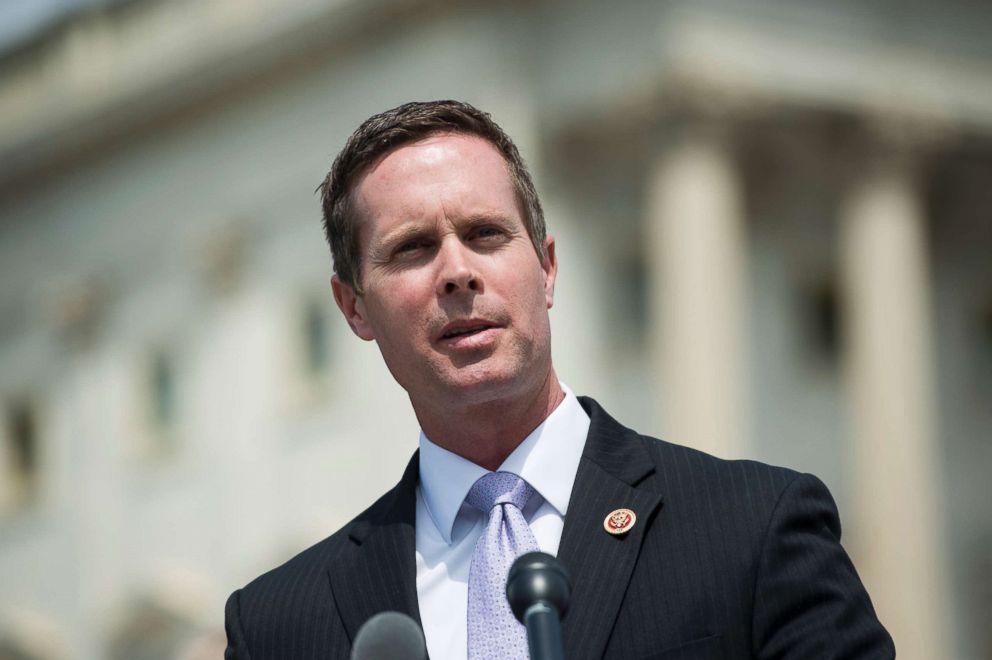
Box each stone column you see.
[645,130,748,458]
[839,158,952,659]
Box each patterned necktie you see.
[465,471,539,659]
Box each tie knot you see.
[466,472,535,512]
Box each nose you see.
[435,239,481,296]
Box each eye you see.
[472,226,506,241]
[394,238,432,255]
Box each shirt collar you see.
[418,384,590,544]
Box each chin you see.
[440,362,543,405]
[447,371,515,395]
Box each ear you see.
[331,274,375,341]
[541,235,558,309]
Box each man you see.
[224,100,894,659]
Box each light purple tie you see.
[466,471,539,660]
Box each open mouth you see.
[441,324,492,339]
[437,319,501,345]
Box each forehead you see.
[352,133,518,224]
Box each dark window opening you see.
[802,281,841,363]
[149,352,177,432]
[617,252,648,349]
[4,399,40,504]
[303,300,330,375]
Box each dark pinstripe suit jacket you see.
[224,397,894,659]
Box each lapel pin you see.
[603,508,636,535]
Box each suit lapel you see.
[328,452,422,642]
[558,398,664,660]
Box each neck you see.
[414,369,565,471]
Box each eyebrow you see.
[462,212,515,229]
[366,223,431,260]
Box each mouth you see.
[436,319,501,346]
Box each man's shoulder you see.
[642,429,806,497]
[579,395,814,507]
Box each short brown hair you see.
[317,100,546,292]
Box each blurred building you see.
[0,0,990,658]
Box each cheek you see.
[367,291,433,340]
[514,271,553,324]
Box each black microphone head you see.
[506,551,572,622]
[351,611,427,660]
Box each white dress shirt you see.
[415,384,590,660]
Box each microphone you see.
[350,611,427,660]
[506,551,571,660]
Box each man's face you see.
[332,133,557,409]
